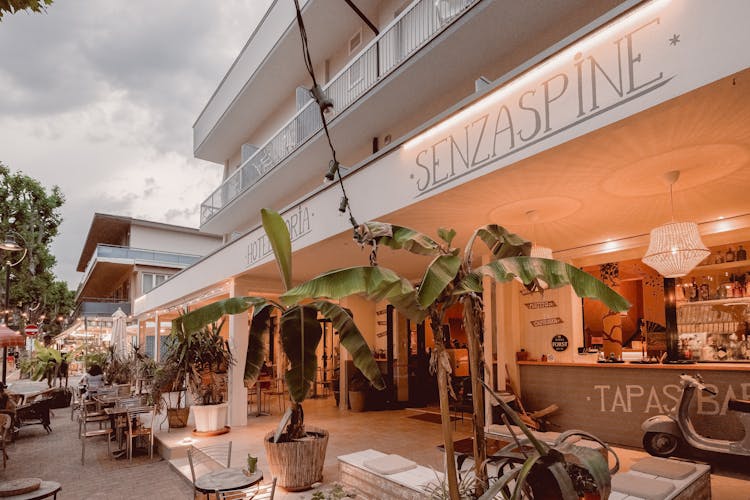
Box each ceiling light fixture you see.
[642,170,709,277]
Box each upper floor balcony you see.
[200,0,481,231]
[74,299,131,319]
[76,244,202,301]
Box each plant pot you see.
[192,403,228,433]
[264,426,329,491]
[348,390,366,412]
[167,407,189,428]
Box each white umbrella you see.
[111,308,128,356]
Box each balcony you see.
[76,244,202,301]
[75,299,131,319]
[200,0,479,227]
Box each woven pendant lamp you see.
[642,171,709,278]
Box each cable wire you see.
[292,0,358,229]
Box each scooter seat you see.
[728,399,750,413]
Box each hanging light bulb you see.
[642,170,709,277]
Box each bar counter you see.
[516,361,750,448]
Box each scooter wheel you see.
[643,431,679,457]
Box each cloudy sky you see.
[0,1,273,287]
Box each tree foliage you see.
[0,0,53,21]
[0,163,73,334]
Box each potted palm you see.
[165,320,233,434]
[174,209,384,491]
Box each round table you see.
[0,481,61,500]
[195,468,262,496]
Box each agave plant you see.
[173,209,384,440]
[279,222,629,499]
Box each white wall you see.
[129,225,221,256]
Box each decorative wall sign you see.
[524,300,557,309]
[245,204,314,267]
[531,317,563,327]
[551,334,569,352]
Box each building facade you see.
[66,213,221,357]
[134,0,750,444]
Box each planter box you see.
[192,403,228,432]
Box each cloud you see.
[0,0,272,287]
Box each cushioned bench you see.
[338,449,441,499]
[611,457,711,500]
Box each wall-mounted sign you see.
[531,317,563,327]
[245,205,313,267]
[525,300,557,309]
[551,334,569,352]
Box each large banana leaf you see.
[280,266,427,323]
[462,257,630,313]
[465,224,531,260]
[281,306,322,403]
[309,301,385,389]
[244,306,271,384]
[417,254,461,308]
[358,222,442,256]
[261,208,293,291]
[173,296,268,334]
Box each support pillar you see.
[153,313,160,362]
[228,279,249,427]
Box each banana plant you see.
[28,341,82,387]
[172,209,384,441]
[280,222,629,499]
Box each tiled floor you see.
[1,384,748,499]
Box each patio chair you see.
[219,478,277,500]
[263,378,286,414]
[80,399,112,465]
[70,385,84,421]
[125,406,155,462]
[188,442,232,498]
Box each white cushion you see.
[630,457,696,480]
[612,472,676,500]
[363,454,417,475]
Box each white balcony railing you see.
[200,0,478,225]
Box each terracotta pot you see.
[167,407,189,428]
[348,391,366,412]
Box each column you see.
[227,279,250,427]
[153,313,160,362]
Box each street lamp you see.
[1,231,27,384]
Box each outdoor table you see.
[0,480,61,500]
[194,468,262,498]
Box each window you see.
[348,29,362,55]
[142,272,169,293]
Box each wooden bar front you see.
[518,362,750,448]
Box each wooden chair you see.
[219,478,277,500]
[80,400,112,465]
[125,406,155,462]
[70,385,83,421]
[0,413,11,468]
[263,378,286,414]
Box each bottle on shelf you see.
[726,247,736,263]
[689,277,699,301]
[738,245,747,261]
[714,251,725,265]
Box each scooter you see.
[642,373,750,457]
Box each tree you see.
[0,0,53,21]
[0,163,73,334]
[280,222,629,499]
